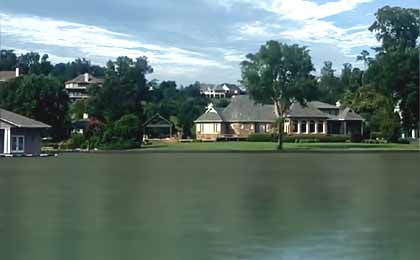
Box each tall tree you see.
[318,61,344,104]
[87,56,153,147]
[0,50,17,70]
[369,6,419,53]
[367,6,419,135]
[241,41,316,149]
[0,75,70,140]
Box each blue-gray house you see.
[0,108,50,156]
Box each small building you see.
[199,83,245,99]
[143,114,174,139]
[0,68,20,82]
[1,108,51,156]
[194,95,364,141]
[65,73,104,102]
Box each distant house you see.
[194,95,364,141]
[0,108,50,155]
[65,73,104,101]
[199,83,245,99]
[0,68,20,82]
[143,114,174,139]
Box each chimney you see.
[15,68,20,77]
[84,73,89,82]
[336,101,341,108]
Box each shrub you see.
[397,138,410,144]
[67,133,86,149]
[350,133,363,143]
[247,133,276,142]
[98,139,141,150]
[283,135,348,143]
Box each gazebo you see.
[143,114,174,139]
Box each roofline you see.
[0,118,51,128]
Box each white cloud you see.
[0,12,225,70]
[215,0,372,21]
[233,21,279,40]
[280,20,378,55]
[225,0,377,56]
[223,50,246,62]
[264,0,372,21]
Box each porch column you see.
[361,123,364,136]
[3,128,11,154]
[343,121,347,135]
[306,121,309,134]
[297,121,301,134]
[323,121,327,134]
[314,121,318,134]
[412,129,416,139]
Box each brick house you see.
[194,95,364,141]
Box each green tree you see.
[70,99,88,120]
[0,50,18,70]
[369,6,419,52]
[241,41,316,149]
[367,6,419,135]
[318,61,344,104]
[340,63,363,93]
[87,56,153,147]
[342,85,401,141]
[0,75,70,140]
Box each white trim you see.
[11,135,25,153]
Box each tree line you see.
[0,52,209,148]
[0,5,418,150]
[241,5,419,149]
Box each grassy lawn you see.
[141,141,420,152]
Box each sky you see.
[0,0,418,85]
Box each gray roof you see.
[65,73,104,84]
[0,108,51,128]
[308,101,339,110]
[195,109,224,122]
[338,108,365,121]
[287,102,330,118]
[222,95,276,122]
[194,95,363,123]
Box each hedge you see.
[247,133,349,143]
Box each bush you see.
[397,138,410,144]
[247,133,276,142]
[247,134,350,143]
[283,134,349,143]
[98,139,141,150]
[67,133,86,149]
[350,133,363,143]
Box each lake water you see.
[1,152,419,260]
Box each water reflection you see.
[1,153,419,260]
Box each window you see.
[318,122,324,133]
[11,135,25,153]
[301,121,307,133]
[309,121,316,133]
[292,120,298,133]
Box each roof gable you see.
[0,109,51,128]
[144,114,173,127]
[194,104,224,122]
[338,108,364,121]
[221,95,276,122]
[65,73,104,84]
[287,102,329,118]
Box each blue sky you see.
[0,0,418,85]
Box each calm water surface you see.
[0,153,419,260]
